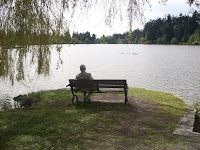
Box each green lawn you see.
[0,88,200,150]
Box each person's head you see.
[80,64,86,72]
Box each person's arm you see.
[75,74,79,80]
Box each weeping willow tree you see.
[0,0,199,47]
[0,0,199,82]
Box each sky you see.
[66,0,198,37]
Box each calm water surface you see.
[0,44,200,110]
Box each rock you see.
[13,95,27,102]
[193,113,200,133]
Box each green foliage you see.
[0,11,199,46]
[157,37,162,44]
[171,37,179,44]
[161,34,167,44]
[189,27,200,45]
[99,35,117,44]
[146,41,152,44]
[128,88,186,117]
[145,31,150,42]
[156,35,168,44]
[28,92,42,102]
[188,34,195,44]
[117,38,124,44]
[127,31,133,44]
[0,1,199,47]
[194,101,200,119]
[84,38,91,44]
[63,12,199,45]
[142,12,199,44]
[138,37,146,44]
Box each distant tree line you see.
[0,12,200,47]
[141,11,200,45]
[64,11,200,45]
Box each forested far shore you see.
[69,12,200,45]
[0,12,200,47]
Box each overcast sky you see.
[66,0,198,37]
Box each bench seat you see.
[67,79,128,104]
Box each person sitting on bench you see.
[76,64,94,101]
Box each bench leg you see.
[71,88,79,104]
[72,94,79,103]
[86,91,92,101]
[72,96,75,103]
[125,96,128,104]
[83,92,87,102]
[125,89,128,104]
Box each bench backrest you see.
[68,79,127,91]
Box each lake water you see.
[0,44,200,110]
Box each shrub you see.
[28,92,42,101]
[157,37,162,44]
[188,34,195,44]
[146,41,152,44]
[161,34,167,44]
[171,37,179,44]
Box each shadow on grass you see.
[65,101,133,115]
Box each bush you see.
[194,102,200,114]
[188,34,195,44]
[192,41,200,45]
[161,34,167,44]
[157,37,162,44]
[28,92,42,101]
[188,28,200,45]
[146,41,152,44]
[171,37,179,44]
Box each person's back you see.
[76,71,93,80]
[76,65,93,80]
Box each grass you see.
[0,88,200,149]
[194,101,200,118]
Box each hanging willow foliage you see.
[0,0,198,47]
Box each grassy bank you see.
[0,88,200,149]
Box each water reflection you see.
[0,45,55,84]
[0,48,14,82]
[0,45,63,111]
[36,45,51,75]
[0,97,12,111]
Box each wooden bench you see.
[67,79,128,104]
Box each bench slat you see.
[69,79,126,86]
[98,85,125,88]
[97,80,127,85]
[98,90,125,93]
